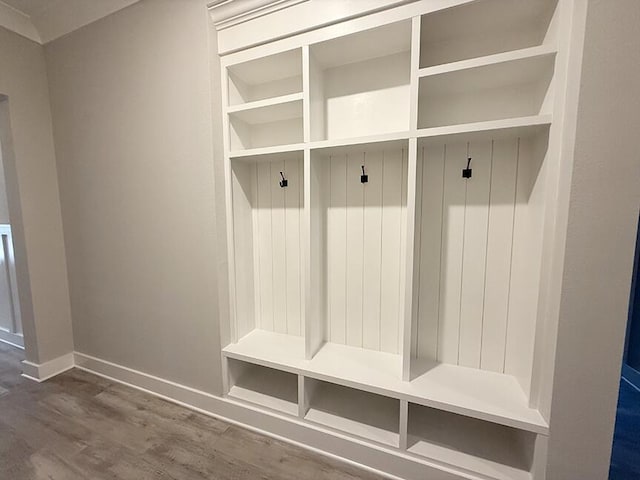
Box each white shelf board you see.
[419,53,555,97]
[416,115,552,145]
[222,330,548,434]
[418,44,557,79]
[228,97,302,125]
[309,131,410,155]
[226,92,303,116]
[229,143,305,160]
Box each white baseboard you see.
[21,352,74,382]
[0,329,24,349]
[73,351,473,480]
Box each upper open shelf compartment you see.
[420,0,559,68]
[418,53,555,129]
[309,20,411,142]
[227,48,303,106]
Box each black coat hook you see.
[279,171,288,188]
[462,157,472,179]
[360,165,368,183]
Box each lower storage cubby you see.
[303,378,400,447]
[227,359,299,416]
[407,403,535,480]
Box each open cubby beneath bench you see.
[407,403,536,480]
[303,378,400,447]
[227,358,299,416]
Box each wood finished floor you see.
[0,342,384,480]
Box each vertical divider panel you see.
[399,399,409,450]
[403,16,422,380]
[402,138,419,381]
[302,47,317,359]
[300,375,320,419]
[306,150,326,359]
[298,375,306,418]
[409,16,421,132]
[221,60,237,345]
[302,46,311,144]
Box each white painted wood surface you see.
[227,358,299,416]
[304,378,401,447]
[407,403,535,480]
[413,134,547,377]
[231,157,304,339]
[215,0,579,477]
[223,329,547,434]
[314,146,407,354]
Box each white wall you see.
[545,0,640,478]
[45,0,224,394]
[0,26,74,364]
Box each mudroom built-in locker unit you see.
[218,1,571,479]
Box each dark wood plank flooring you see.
[0,342,383,479]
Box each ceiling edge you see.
[0,1,42,44]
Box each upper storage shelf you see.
[420,0,559,68]
[227,48,302,106]
[309,20,411,142]
[418,53,555,129]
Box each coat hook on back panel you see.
[361,165,368,183]
[279,171,288,188]
[462,157,472,179]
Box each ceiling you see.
[0,0,140,43]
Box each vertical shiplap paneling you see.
[481,138,518,372]
[362,151,384,351]
[458,140,492,368]
[437,142,467,364]
[380,149,404,354]
[416,145,445,360]
[231,161,256,339]
[248,157,304,336]
[415,136,529,375]
[328,155,347,344]
[324,148,406,354]
[256,161,274,331]
[271,160,288,334]
[504,135,546,395]
[345,154,365,347]
[398,149,409,354]
[285,158,302,336]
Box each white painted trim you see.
[0,1,41,44]
[21,352,74,382]
[209,0,310,31]
[73,351,481,480]
[0,328,23,348]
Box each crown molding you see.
[208,0,309,31]
[0,1,41,44]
